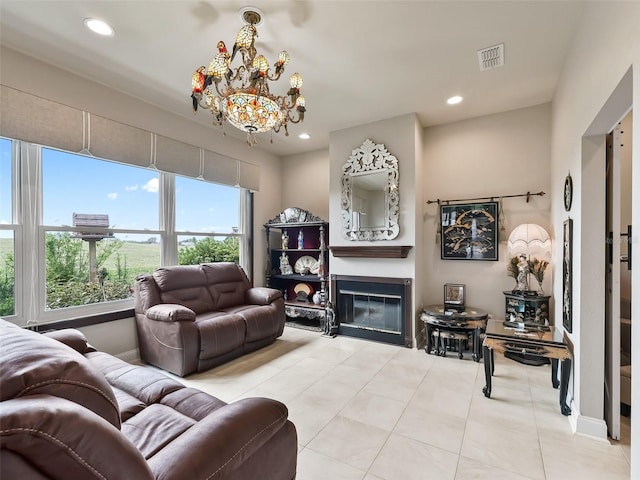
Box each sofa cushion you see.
[223,304,282,342]
[85,351,185,405]
[0,320,120,429]
[122,403,197,459]
[160,387,227,421]
[202,262,251,309]
[196,312,247,358]
[153,265,215,314]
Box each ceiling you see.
[0,1,585,157]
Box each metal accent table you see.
[420,305,488,362]
[482,319,572,416]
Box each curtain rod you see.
[426,191,545,205]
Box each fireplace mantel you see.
[329,245,412,258]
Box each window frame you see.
[3,138,247,327]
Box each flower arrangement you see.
[507,255,549,293]
[528,257,549,284]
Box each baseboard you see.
[115,349,140,364]
[569,402,609,441]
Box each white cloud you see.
[107,192,118,200]
[142,178,159,193]
[125,185,139,191]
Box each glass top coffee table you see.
[482,319,572,415]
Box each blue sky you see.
[0,139,239,236]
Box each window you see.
[175,176,240,265]
[41,148,162,311]
[0,138,15,317]
[4,140,247,326]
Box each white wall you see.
[281,149,330,221]
[422,104,552,318]
[329,114,422,342]
[550,1,640,470]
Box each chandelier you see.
[190,8,306,146]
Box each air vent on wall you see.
[477,43,504,71]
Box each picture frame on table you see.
[562,218,573,333]
[444,283,466,311]
[441,202,498,261]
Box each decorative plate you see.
[294,255,319,275]
[293,282,313,301]
[564,173,573,212]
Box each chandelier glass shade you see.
[191,10,305,146]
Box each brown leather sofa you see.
[134,262,285,377]
[0,319,297,479]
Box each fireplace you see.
[331,275,412,346]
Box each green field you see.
[100,240,161,277]
[0,238,161,278]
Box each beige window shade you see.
[0,85,261,190]
[202,150,238,186]
[239,161,260,191]
[0,86,83,153]
[89,114,152,168]
[155,135,200,178]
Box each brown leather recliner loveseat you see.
[134,262,285,377]
[0,319,297,479]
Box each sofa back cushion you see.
[134,273,162,313]
[201,262,251,310]
[152,265,214,314]
[0,319,121,429]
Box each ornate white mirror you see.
[341,139,399,240]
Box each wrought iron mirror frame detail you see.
[341,139,399,241]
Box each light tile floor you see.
[168,327,631,480]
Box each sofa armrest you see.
[246,287,283,306]
[145,304,196,322]
[147,397,293,480]
[1,395,154,480]
[43,328,95,354]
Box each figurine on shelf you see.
[279,252,293,275]
[281,229,289,250]
[297,230,304,249]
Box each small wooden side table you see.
[420,305,488,362]
[482,319,572,416]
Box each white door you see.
[604,124,622,440]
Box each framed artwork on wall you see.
[562,218,573,333]
[440,202,498,261]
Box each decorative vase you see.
[312,291,322,305]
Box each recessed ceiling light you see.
[447,95,463,105]
[84,18,114,36]
[298,133,311,140]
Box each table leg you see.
[472,328,479,362]
[425,324,432,354]
[482,345,492,398]
[457,338,463,359]
[559,358,572,416]
[551,358,560,389]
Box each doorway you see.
[605,110,633,442]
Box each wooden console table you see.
[420,305,488,362]
[482,319,572,415]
